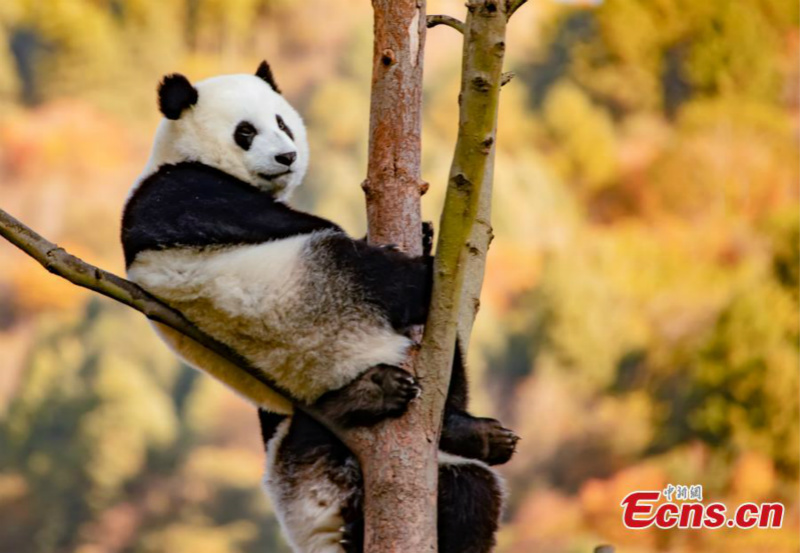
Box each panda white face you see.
[141,65,308,201]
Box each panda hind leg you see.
[438,458,504,553]
[440,410,520,466]
[336,458,504,553]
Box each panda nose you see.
[275,152,296,167]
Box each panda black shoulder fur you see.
[122,62,518,553]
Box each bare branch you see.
[507,0,529,18]
[416,0,510,482]
[501,71,515,86]
[0,207,294,410]
[457,141,495,351]
[426,14,465,34]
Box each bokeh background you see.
[0,0,797,552]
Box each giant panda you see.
[121,62,518,553]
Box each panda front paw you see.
[315,365,421,427]
[369,365,421,417]
[378,242,401,252]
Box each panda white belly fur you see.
[263,419,353,553]
[127,231,412,407]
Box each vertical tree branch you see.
[356,1,438,552]
[416,0,508,462]
[457,141,495,350]
[357,0,509,550]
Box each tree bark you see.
[362,1,427,255]
[356,1,438,552]
[457,146,494,351]
[357,1,512,552]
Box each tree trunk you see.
[353,1,439,552]
[357,1,511,551]
[363,1,427,255]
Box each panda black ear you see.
[158,73,198,120]
[255,60,281,93]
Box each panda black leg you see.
[333,456,503,553]
[338,457,365,553]
[441,410,520,466]
[438,460,503,553]
[440,338,519,465]
[313,365,420,427]
[422,221,434,257]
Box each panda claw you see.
[379,243,401,252]
[339,521,362,553]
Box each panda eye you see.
[234,121,258,150]
[276,115,294,141]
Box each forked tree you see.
[0,0,529,550]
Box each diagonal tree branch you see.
[0,208,290,408]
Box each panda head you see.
[146,61,307,201]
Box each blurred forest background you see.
[0,0,797,552]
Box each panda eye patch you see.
[234,121,258,150]
[276,115,294,141]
